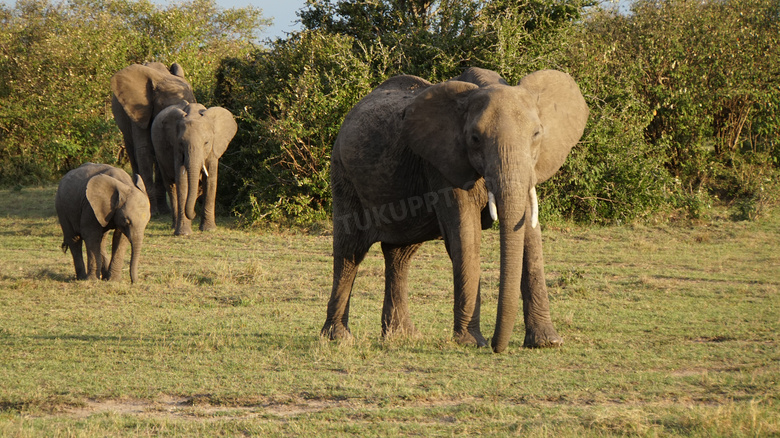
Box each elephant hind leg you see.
[380,242,422,339]
[66,237,87,280]
[321,243,371,341]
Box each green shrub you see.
[216,31,378,225]
[0,0,264,185]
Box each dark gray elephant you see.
[151,102,237,235]
[55,163,151,284]
[111,62,196,215]
[321,67,589,353]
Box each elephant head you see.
[111,62,196,130]
[86,173,151,284]
[402,69,588,352]
[152,102,237,234]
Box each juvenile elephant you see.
[321,68,589,353]
[111,62,196,215]
[55,163,151,284]
[151,102,237,235]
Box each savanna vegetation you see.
[1,0,778,226]
[1,186,779,435]
[1,0,779,434]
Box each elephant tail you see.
[61,241,69,253]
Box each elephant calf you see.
[55,163,151,283]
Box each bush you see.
[216,31,378,225]
[0,0,265,185]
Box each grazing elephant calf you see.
[151,102,237,235]
[55,163,151,283]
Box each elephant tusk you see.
[202,165,209,178]
[530,186,539,229]
[488,191,498,221]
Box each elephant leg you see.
[131,125,161,215]
[321,236,371,341]
[167,183,177,229]
[199,162,218,232]
[153,163,170,215]
[99,233,111,279]
[106,230,128,281]
[381,242,422,338]
[67,238,87,280]
[521,215,563,348]
[436,187,488,347]
[82,232,104,281]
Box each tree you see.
[0,0,267,184]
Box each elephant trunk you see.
[184,149,202,221]
[128,233,143,284]
[489,172,535,353]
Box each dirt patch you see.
[57,395,471,421]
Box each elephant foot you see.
[523,324,563,348]
[382,319,419,339]
[174,225,193,236]
[200,222,217,232]
[320,322,352,341]
[454,329,489,348]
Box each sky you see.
[219,0,307,40]
[224,0,633,40]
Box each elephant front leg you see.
[174,168,194,236]
[521,218,562,348]
[380,242,422,338]
[82,233,104,281]
[199,161,218,232]
[153,164,170,215]
[436,188,488,347]
[131,126,162,215]
[105,230,129,281]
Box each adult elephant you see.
[321,67,588,353]
[151,102,237,235]
[111,62,196,215]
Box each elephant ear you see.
[518,70,589,183]
[133,174,147,195]
[169,62,186,78]
[111,64,162,129]
[402,80,481,190]
[86,174,125,228]
[203,107,238,157]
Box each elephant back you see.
[335,75,431,169]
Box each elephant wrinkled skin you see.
[151,102,237,235]
[55,163,151,284]
[111,62,196,215]
[321,68,589,353]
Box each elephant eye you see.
[470,134,480,145]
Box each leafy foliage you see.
[0,0,265,185]
[215,31,377,224]
[2,0,778,225]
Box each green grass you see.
[1,186,778,436]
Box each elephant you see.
[111,62,196,215]
[321,67,588,353]
[55,163,151,284]
[151,102,237,235]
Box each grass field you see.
[1,186,778,436]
